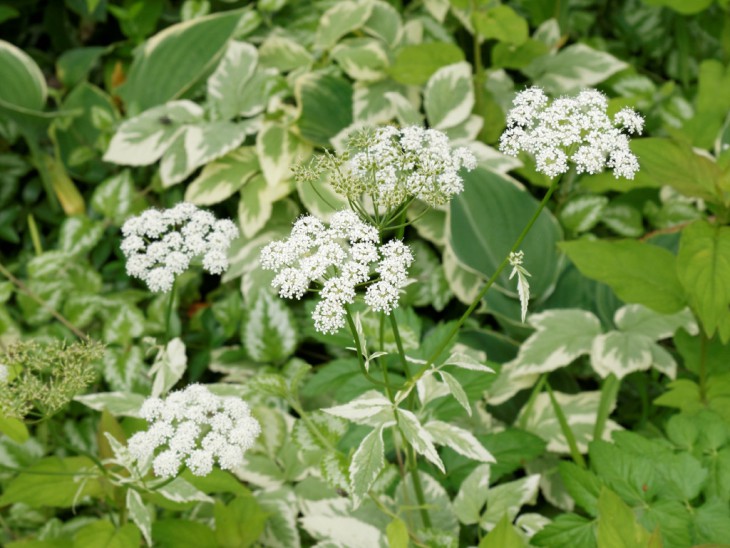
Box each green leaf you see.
[237,175,291,238]
[480,474,541,530]
[256,120,307,188]
[559,461,602,517]
[75,391,146,417]
[207,41,258,120]
[58,216,104,257]
[0,415,29,444]
[559,239,686,314]
[450,168,563,299]
[474,5,529,45]
[120,10,249,113]
[425,420,495,463]
[453,463,490,525]
[185,146,258,205]
[56,47,107,89]
[214,493,268,548]
[677,220,730,342]
[241,292,297,363]
[643,0,713,14]
[332,38,389,81]
[150,338,187,397]
[0,39,47,112]
[424,61,474,130]
[559,195,609,234]
[349,425,385,507]
[322,390,392,425]
[388,42,465,86]
[398,408,445,473]
[596,487,652,548]
[73,520,140,548]
[126,489,152,546]
[531,513,596,548]
[386,517,409,548]
[437,370,472,415]
[314,0,373,50]
[91,170,144,224]
[295,72,353,146]
[600,203,643,237]
[152,519,217,547]
[479,514,526,548]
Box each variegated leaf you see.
[256,120,308,187]
[237,174,291,238]
[590,331,658,379]
[126,489,152,546]
[444,114,483,144]
[559,195,609,234]
[506,309,603,375]
[384,91,423,126]
[241,291,297,363]
[349,426,386,507]
[159,121,248,187]
[453,463,491,525]
[407,201,446,246]
[58,216,104,256]
[185,146,259,205]
[257,488,301,548]
[101,345,144,392]
[436,370,471,415]
[442,351,494,373]
[259,34,313,72]
[395,470,459,535]
[480,474,541,531]
[363,0,403,47]
[207,41,258,120]
[424,61,474,129]
[425,420,495,463]
[397,409,444,473]
[296,175,349,223]
[353,80,403,124]
[322,390,393,425]
[613,304,697,340]
[315,1,374,50]
[103,101,203,166]
[332,38,389,81]
[150,337,187,397]
[74,391,146,417]
[157,477,213,503]
[443,244,482,304]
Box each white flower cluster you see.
[121,203,238,293]
[127,384,261,478]
[499,87,644,179]
[343,125,476,209]
[260,210,414,334]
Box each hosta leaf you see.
[0,39,47,112]
[332,38,389,81]
[385,91,423,126]
[443,244,483,305]
[480,474,541,531]
[424,61,474,130]
[259,34,313,72]
[237,174,291,238]
[241,292,297,363]
[126,489,152,546]
[506,309,602,375]
[425,420,495,463]
[185,146,259,205]
[353,80,402,124]
[159,121,248,187]
[296,72,353,146]
[256,120,308,188]
[207,40,258,120]
[453,463,491,525]
[349,426,386,507]
[397,408,445,472]
[315,1,373,50]
[103,101,204,166]
[389,42,465,86]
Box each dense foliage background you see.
[1,0,730,546]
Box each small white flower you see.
[499,87,644,179]
[120,203,239,293]
[508,250,531,323]
[127,384,260,478]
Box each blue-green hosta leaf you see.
[295,72,353,147]
[103,101,204,165]
[126,489,152,546]
[315,1,374,50]
[525,44,628,95]
[322,390,392,426]
[398,409,445,473]
[58,215,104,256]
[519,391,621,454]
[159,121,248,187]
[480,474,541,531]
[332,38,389,81]
[238,174,291,238]
[354,80,403,124]
[506,309,602,376]
[453,463,491,525]
[207,41,258,120]
[614,304,697,340]
[363,0,403,47]
[74,392,146,417]
[349,426,386,508]
[256,120,309,188]
[91,170,145,224]
[0,39,47,112]
[424,61,474,130]
[559,195,609,233]
[158,477,214,504]
[150,338,188,397]
[241,292,297,363]
[258,34,313,72]
[425,420,495,463]
[185,146,259,205]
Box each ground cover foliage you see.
[1,0,730,546]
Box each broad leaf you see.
[315,1,373,50]
[332,38,389,81]
[453,463,491,525]
[237,174,291,238]
[241,292,297,363]
[207,40,258,120]
[185,146,259,205]
[256,120,308,188]
[424,61,474,129]
[480,474,541,531]
[0,39,47,112]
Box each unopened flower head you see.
[121,203,238,292]
[126,384,260,478]
[499,87,644,179]
[260,210,414,334]
[311,125,476,211]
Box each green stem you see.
[546,381,586,469]
[405,442,431,529]
[165,278,177,343]
[593,374,620,441]
[379,313,394,402]
[389,313,412,380]
[417,178,560,376]
[344,305,388,388]
[699,331,709,404]
[518,374,547,430]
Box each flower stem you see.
[546,381,586,469]
[344,305,388,388]
[593,374,619,441]
[165,278,177,344]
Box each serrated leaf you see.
[315,1,373,50]
[126,489,152,546]
[437,370,472,415]
[425,420,495,463]
[558,461,602,517]
[424,61,474,130]
[531,513,597,548]
[349,426,386,507]
[453,463,491,525]
[398,409,445,473]
[241,292,297,363]
[596,487,652,547]
[479,514,526,548]
[322,390,392,425]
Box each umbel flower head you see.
[260,210,414,334]
[121,203,238,292]
[127,384,261,478]
[499,87,644,179]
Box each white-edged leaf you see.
[126,489,152,546]
[103,101,203,165]
[363,0,403,47]
[437,370,472,415]
[236,453,286,488]
[159,121,248,187]
[424,61,474,129]
[506,309,603,375]
[480,474,541,531]
[443,244,482,304]
[256,120,308,187]
[207,40,258,120]
[395,470,459,535]
[590,331,661,379]
[150,337,187,397]
[259,34,313,72]
[332,38,389,81]
[157,477,214,503]
[425,420,495,463]
[349,426,386,508]
[101,345,144,392]
[442,351,494,373]
[397,409,444,473]
[241,291,297,363]
[300,514,384,548]
[453,463,491,525]
[238,174,291,238]
[444,114,483,144]
[224,225,289,283]
[613,304,698,340]
[185,146,259,205]
[315,1,374,50]
[415,369,449,407]
[296,174,349,223]
[322,390,392,426]
[74,392,145,417]
[559,194,609,233]
[353,80,402,124]
[384,91,423,126]
[257,488,301,548]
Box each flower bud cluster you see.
[121,203,238,292]
[127,384,261,478]
[499,87,644,179]
[260,210,414,334]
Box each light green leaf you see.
[386,517,409,548]
[0,415,29,444]
[258,34,313,72]
[614,304,697,340]
[349,426,385,507]
[385,91,423,126]
[590,331,657,380]
[73,520,140,548]
[398,408,444,472]
[296,173,349,223]
[474,5,529,45]
[91,170,143,223]
[322,390,392,425]
[424,61,474,129]
[437,370,472,415]
[453,463,491,525]
[159,121,248,187]
[315,1,374,50]
[596,487,652,547]
[558,195,609,233]
[480,475,541,531]
[207,40,258,120]
[58,216,104,256]
[103,101,204,166]
[353,80,403,125]
[389,42,465,86]
[0,39,47,112]
[256,120,308,188]
[74,392,146,417]
[185,146,259,205]
[332,38,389,81]
[241,292,297,363]
[425,420,495,463]
[479,514,527,548]
[158,477,214,504]
[126,489,152,546]
[238,174,291,238]
[677,220,730,342]
[363,1,402,46]
[150,337,188,397]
